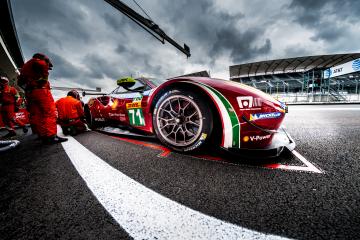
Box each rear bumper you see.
[224,127,295,159]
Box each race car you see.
[0,107,29,129]
[85,77,295,157]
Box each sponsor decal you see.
[249,112,282,121]
[109,113,125,117]
[184,133,208,151]
[126,101,142,109]
[237,96,262,110]
[95,118,105,122]
[201,133,207,140]
[243,136,249,142]
[324,58,360,78]
[15,112,25,117]
[109,113,127,121]
[248,135,271,142]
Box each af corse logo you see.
[237,96,262,110]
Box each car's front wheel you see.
[153,89,213,152]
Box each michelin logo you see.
[250,112,281,121]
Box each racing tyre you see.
[85,105,99,129]
[153,89,213,152]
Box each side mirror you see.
[117,77,136,89]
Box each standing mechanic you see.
[56,90,88,136]
[0,76,28,138]
[18,53,67,144]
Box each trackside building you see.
[0,0,24,82]
[230,53,360,103]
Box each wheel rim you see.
[156,95,203,147]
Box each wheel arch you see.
[149,81,224,146]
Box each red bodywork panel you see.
[0,108,29,128]
[87,77,286,149]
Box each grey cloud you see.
[155,0,271,64]
[10,0,360,91]
[84,54,122,80]
[48,52,81,80]
[289,0,360,43]
[103,12,126,33]
[13,0,91,44]
[115,44,127,54]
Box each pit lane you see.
[1,104,360,239]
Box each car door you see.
[110,79,150,127]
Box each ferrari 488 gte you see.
[85,77,295,158]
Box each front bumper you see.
[224,127,295,159]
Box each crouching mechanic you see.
[56,90,88,136]
[0,76,28,138]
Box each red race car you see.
[0,107,29,129]
[85,77,295,158]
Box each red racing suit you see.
[0,85,26,131]
[0,111,4,128]
[55,96,86,132]
[18,58,57,137]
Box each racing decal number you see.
[128,108,145,126]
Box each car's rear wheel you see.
[153,89,213,152]
[85,105,98,129]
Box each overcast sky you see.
[11,0,360,93]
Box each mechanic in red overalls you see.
[56,90,88,136]
[18,53,67,144]
[0,76,28,138]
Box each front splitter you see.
[224,127,296,159]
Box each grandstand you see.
[230,53,360,103]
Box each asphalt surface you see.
[1,104,360,239]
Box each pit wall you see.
[272,93,360,104]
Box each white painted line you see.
[60,136,289,240]
[290,107,360,111]
[292,150,323,174]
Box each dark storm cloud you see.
[157,0,271,63]
[84,54,123,80]
[12,0,90,45]
[103,12,127,33]
[289,0,360,42]
[48,52,81,80]
[11,0,360,89]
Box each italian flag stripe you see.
[188,81,240,148]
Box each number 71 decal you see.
[128,108,145,126]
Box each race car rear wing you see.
[51,86,106,97]
[104,0,191,58]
